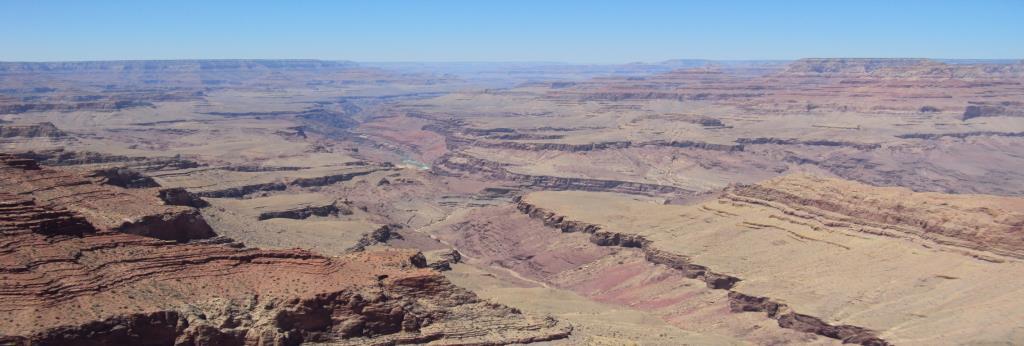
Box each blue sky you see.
[1,1,1021,62]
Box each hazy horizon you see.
[0,58,1020,65]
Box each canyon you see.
[1,58,1023,345]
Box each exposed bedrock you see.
[158,187,210,208]
[0,154,215,242]
[12,310,188,346]
[448,136,743,153]
[514,197,737,289]
[482,132,565,140]
[0,122,66,138]
[728,292,889,346]
[257,201,352,221]
[425,119,743,154]
[433,154,693,196]
[196,170,381,199]
[87,167,161,188]
[14,149,202,171]
[513,196,888,345]
[195,182,287,198]
[589,230,648,248]
[347,224,405,252]
[647,139,744,152]
[727,175,1024,259]
[425,249,463,271]
[0,155,572,345]
[219,165,304,172]
[3,247,571,345]
[0,100,157,115]
[514,174,689,195]
[0,193,96,237]
[962,101,1024,121]
[24,175,209,251]
[290,170,375,188]
[572,91,763,102]
[114,209,215,242]
[736,137,881,150]
[2,157,40,170]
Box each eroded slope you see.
[0,155,570,345]
[513,174,1024,345]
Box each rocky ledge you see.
[0,122,66,138]
[256,201,352,221]
[513,195,889,345]
[434,153,693,196]
[448,136,744,153]
[195,169,382,199]
[1,153,214,242]
[14,148,202,171]
[0,155,572,345]
[726,174,1024,259]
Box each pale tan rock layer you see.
[517,175,1024,345]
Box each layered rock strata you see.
[256,202,351,221]
[434,154,692,196]
[0,155,571,345]
[0,122,66,138]
[513,195,889,345]
[727,174,1024,259]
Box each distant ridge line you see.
[0,59,360,73]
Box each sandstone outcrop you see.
[448,137,743,153]
[513,194,890,345]
[0,100,155,114]
[0,155,571,345]
[510,176,1024,344]
[727,292,888,346]
[736,137,881,150]
[425,249,463,271]
[347,224,405,252]
[195,181,288,198]
[515,196,741,290]
[0,122,65,138]
[87,167,161,188]
[434,154,693,196]
[15,149,202,171]
[256,201,351,221]
[1,153,214,242]
[196,169,381,199]
[158,187,210,208]
[961,101,1024,120]
[727,174,1024,259]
